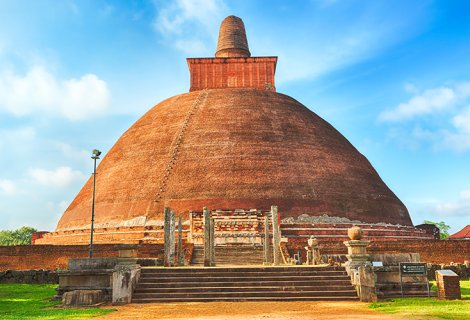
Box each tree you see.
[0,226,37,246]
[423,220,451,240]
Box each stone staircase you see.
[191,245,264,266]
[132,266,358,303]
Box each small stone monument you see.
[62,290,104,306]
[436,270,461,300]
[343,226,371,271]
[306,236,320,265]
[343,226,376,302]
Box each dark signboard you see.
[400,263,427,275]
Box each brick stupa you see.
[37,16,424,245]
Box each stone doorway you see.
[188,209,272,246]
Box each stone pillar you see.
[210,217,215,266]
[356,265,377,302]
[343,240,371,271]
[343,226,376,302]
[263,215,270,264]
[203,207,211,267]
[163,207,171,267]
[271,205,281,265]
[169,210,176,267]
[177,216,184,266]
[343,226,371,273]
[306,236,319,265]
[112,264,141,305]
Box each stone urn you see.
[307,236,318,247]
[347,226,363,240]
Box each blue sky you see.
[0,0,469,234]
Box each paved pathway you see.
[99,301,404,319]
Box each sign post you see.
[399,262,430,297]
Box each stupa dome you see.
[38,16,413,244]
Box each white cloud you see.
[382,82,470,151]
[0,179,15,195]
[452,105,470,133]
[379,86,458,122]
[433,190,470,217]
[152,0,227,55]
[0,66,111,120]
[404,83,418,94]
[29,166,86,188]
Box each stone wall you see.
[427,263,470,280]
[0,270,58,284]
[0,243,194,271]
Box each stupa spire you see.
[215,15,251,58]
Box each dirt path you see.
[99,301,404,320]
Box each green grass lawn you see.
[0,284,115,320]
[370,280,470,320]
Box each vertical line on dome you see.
[154,89,209,202]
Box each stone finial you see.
[215,15,251,58]
[348,226,364,240]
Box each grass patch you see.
[0,284,115,319]
[370,280,470,320]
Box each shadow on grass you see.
[0,284,115,320]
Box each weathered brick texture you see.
[187,57,277,91]
[286,239,470,264]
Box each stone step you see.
[138,275,350,283]
[132,296,359,303]
[132,266,357,303]
[135,285,355,293]
[133,289,358,299]
[141,266,343,272]
[137,279,353,288]
[191,246,264,266]
[139,270,348,277]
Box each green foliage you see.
[0,226,37,245]
[0,284,115,319]
[370,280,470,320]
[423,220,451,239]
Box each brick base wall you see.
[287,239,470,264]
[0,240,468,271]
[0,244,170,271]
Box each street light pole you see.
[89,149,101,258]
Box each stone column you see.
[271,205,281,265]
[263,215,270,264]
[163,207,171,267]
[343,226,376,302]
[203,207,211,267]
[210,217,216,266]
[357,265,377,302]
[169,210,176,267]
[177,216,184,266]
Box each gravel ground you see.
[98,301,404,320]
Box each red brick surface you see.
[287,239,470,264]
[215,16,251,58]
[0,244,166,271]
[47,88,412,245]
[187,57,277,91]
[1,240,468,271]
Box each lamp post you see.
[89,149,101,258]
